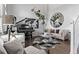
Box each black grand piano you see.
[16,18,39,33]
[15,18,39,46]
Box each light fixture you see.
[3,15,15,41]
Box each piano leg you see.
[25,31,33,47]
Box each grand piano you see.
[16,18,39,33]
[15,18,39,46]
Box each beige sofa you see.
[51,30,70,41]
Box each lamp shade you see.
[3,15,14,24]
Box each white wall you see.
[6,4,48,33]
[6,4,48,21]
[47,4,79,29]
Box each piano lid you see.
[16,17,36,24]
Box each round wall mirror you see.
[50,12,64,28]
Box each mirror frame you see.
[50,12,64,28]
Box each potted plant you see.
[31,9,45,24]
[31,8,45,32]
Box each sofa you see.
[50,29,71,41]
[0,37,46,54]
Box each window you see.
[0,4,4,34]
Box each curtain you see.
[0,4,5,34]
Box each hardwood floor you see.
[48,40,70,54]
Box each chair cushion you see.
[4,38,24,54]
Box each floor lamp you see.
[3,15,14,41]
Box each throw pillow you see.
[56,29,59,33]
[4,38,24,54]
